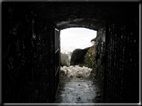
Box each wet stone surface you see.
[55,71,100,103]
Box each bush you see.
[79,44,96,69]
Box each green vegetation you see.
[79,44,96,69]
[79,43,104,91]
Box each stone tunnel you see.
[2,2,139,103]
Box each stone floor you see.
[55,71,103,103]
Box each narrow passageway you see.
[55,67,103,103]
[55,28,103,103]
[55,78,96,103]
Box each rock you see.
[70,47,90,65]
[77,96,81,101]
[60,53,70,66]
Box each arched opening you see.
[55,27,104,103]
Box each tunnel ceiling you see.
[5,2,139,30]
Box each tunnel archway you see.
[57,27,98,103]
[2,2,139,104]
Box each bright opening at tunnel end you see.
[60,27,97,54]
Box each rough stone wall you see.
[104,19,139,103]
[94,28,106,91]
[2,3,55,103]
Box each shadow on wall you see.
[2,4,55,102]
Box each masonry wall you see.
[93,28,106,103]
[104,19,139,103]
[95,28,106,91]
[2,3,55,103]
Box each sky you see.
[60,27,97,54]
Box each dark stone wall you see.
[2,3,55,103]
[94,28,106,102]
[104,19,139,103]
